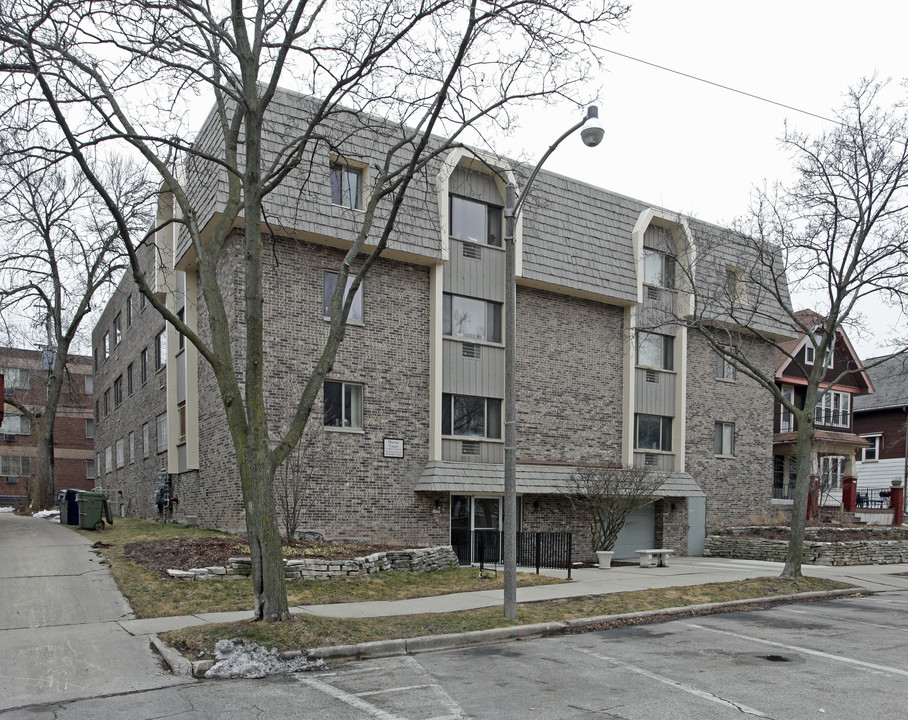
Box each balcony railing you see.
[813,408,850,428]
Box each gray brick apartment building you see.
[91,90,792,560]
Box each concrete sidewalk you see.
[0,513,193,712]
[117,555,908,637]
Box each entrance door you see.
[687,496,706,556]
[473,496,502,563]
[450,495,471,565]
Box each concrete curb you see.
[151,589,866,678]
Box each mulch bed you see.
[122,537,405,578]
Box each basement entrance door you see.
[450,495,520,565]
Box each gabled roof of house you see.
[775,310,873,393]
[853,353,908,412]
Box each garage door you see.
[611,503,656,559]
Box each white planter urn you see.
[596,550,614,569]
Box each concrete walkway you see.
[118,553,908,635]
[0,513,193,711]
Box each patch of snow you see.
[33,509,60,520]
[204,638,326,680]
[0,507,15,513]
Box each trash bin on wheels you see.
[77,491,113,531]
[57,489,80,526]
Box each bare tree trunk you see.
[782,412,814,577]
[239,444,290,622]
[31,427,55,510]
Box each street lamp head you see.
[580,105,604,147]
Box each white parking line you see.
[297,675,409,720]
[682,623,908,677]
[573,647,769,718]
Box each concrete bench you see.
[635,549,674,568]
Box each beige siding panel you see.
[443,240,505,302]
[442,439,504,464]
[634,368,676,416]
[441,340,504,397]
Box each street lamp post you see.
[502,106,604,620]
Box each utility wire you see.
[593,44,845,128]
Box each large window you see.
[156,413,167,452]
[449,196,502,247]
[86,459,96,481]
[861,435,881,462]
[635,414,672,452]
[0,367,29,390]
[441,394,502,439]
[642,249,675,289]
[714,422,735,456]
[330,162,362,209]
[0,414,30,435]
[155,331,167,370]
[715,348,735,381]
[324,381,363,430]
[636,332,673,370]
[815,390,850,428]
[85,418,94,439]
[85,374,93,394]
[113,376,123,407]
[323,271,364,324]
[819,455,846,490]
[443,294,502,343]
[1,456,30,479]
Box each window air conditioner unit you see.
[3,434,15,442]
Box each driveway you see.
[0,513,192,711]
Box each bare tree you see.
[674,79,908,577]
[563,463,665,556]
[0,0,630,620]
[0,143,152,510]
[274,424,324,542]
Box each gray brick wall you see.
[684,330,775,529]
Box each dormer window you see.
[642,249,675,289]
[330,162,362,209]
[805,336,834,368]
[450,196,502,247]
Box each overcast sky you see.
[499,0,907,359]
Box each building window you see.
[715,349,735,381]
[819,455,845,490]
[139,291,147,311]
[449,195,502,247]
[113,376,123,407]
[156,413,167,452]
[127,363,134,395]
[126,295,132,328]
[85,418,94,439]
[642,249,675,289]
[861,435,881,462]
[441,394,502,439]
[0,414,30,435]
[155,331,166,370]
[86,459,96,481]
[636,332,674,371]
[779,385,794,433]
[141,347,149,384]
[815,390,850,428]
[143,422,150,458]
[443,294,502,343]
[330,162,362,209]
[177,401,186,442]
[725,267,747,303]
[113,313,122,346]
[635,414,672,452]
[116,438,125,469]
[0,367,29,390]
[103,389,110,417]
[129,431,135,464]
[104,445,112,474]
[103,332,110,360]
[85,374,93,394]
[323,381,363,430]
[323,271,364,324]
[714,422,735,456]
[1,455,30,479]
[805,336,834,368]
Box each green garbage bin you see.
[77,491,113,531]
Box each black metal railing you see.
[771,484,795,500]
[452,530,573,579]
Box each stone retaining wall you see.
[167,545,459,581]
[705,527,908,565]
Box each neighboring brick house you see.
[772,311,873,506]
[853,354,908,494]
[0,347,94,505]
[92,90,792,559]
